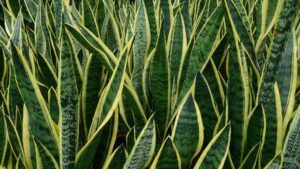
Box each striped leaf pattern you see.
[11,43,59,162]
[0,0,299,168]
[258,0,299,165]
[282,106,300,169]
[194,124,231,169]
[123,116,156,169]
[172,95,204,168]
[149,24,169,138]
[178,2,224,104]
[150,137,181,169]
[133,0,150,100]
[58,29,79,169]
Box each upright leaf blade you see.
[194,124,231,169]
[133,0,150,101]
[150,137,181,169]
[172,95,204,168]
[282,106,300,169]
[58,29,79,169]
[258,0,299,165]
[195,72,219,143]
[11,43,59,161]
[89,49,127,136]
[149,24,170,138]
[144,0,157,50]
[0,106,5,160]
[224,0,256,61]
[123,116,156,169]
[102,146,127,169]
[225,22,249,165]
[170,11,186,93]
[82,0,99,36]
[82,54,103,137]
[178,3,224,104]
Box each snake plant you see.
[0,0,299,168]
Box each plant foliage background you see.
[0,0,299,168]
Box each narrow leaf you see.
[58,29,79,169]
[194,124,231,169]
[282,106,300,169]
[150,137,181,169]
[172,94,204,168]
[123,116,156,169]
[178,2,224,104]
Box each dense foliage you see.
[0,0,299,168]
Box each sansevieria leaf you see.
[11,43,59,161]
[0,48,5,85]
[194,124,231,169]
[75,106,118,169]
[144,0,157,50]
[258,0,299,165]
[82,0,99,36]
[0,1,299,169]
[150,137,181,169]
[5,115,23,158]
[178,2,224,104]
[76,48,127,169]
[264,153,282,169]
[282,106,300,169]
[123,115,156,169]
[277,31,297,120]
[195,72,219,143]
[58,29,79,169]
[170,11,186,95]
[149,23,170,138]
[82,54,103,137]
[160,0,173,38]
[89,48,128,136]
[246,105,266,155]
[224,0,255,60]
[102,145,127,169]
[133,0,150,101]
[172,94,204,168]
[0,106,5,160]
[225,18,249,165]
[66,24,114,71]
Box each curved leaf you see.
[224,0,255,61]
[265,153,282,169]
[194,124,231,169]
[172,94,204,168]
[149,24,170,138]
[66,24,114,71]
[82,54,103,137]
[82,0,99,36]
[89,49,127,136]
[246,105,266,155]
[226,31,249,164]
[178,2,224,105]
[277,31,297,126]
[195,72,219,142]
[133,0,150,100]
[282,106,300,169]
[75,110,118,169]
[103,146,127,169]
[170,11,186,94]
[150,137,181,169]
[258,0,299,165]
[123,115,156,169]
[0,106,5,160]
[144,0,157,50]
[58,29,79,169]
[11,43,59,161]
